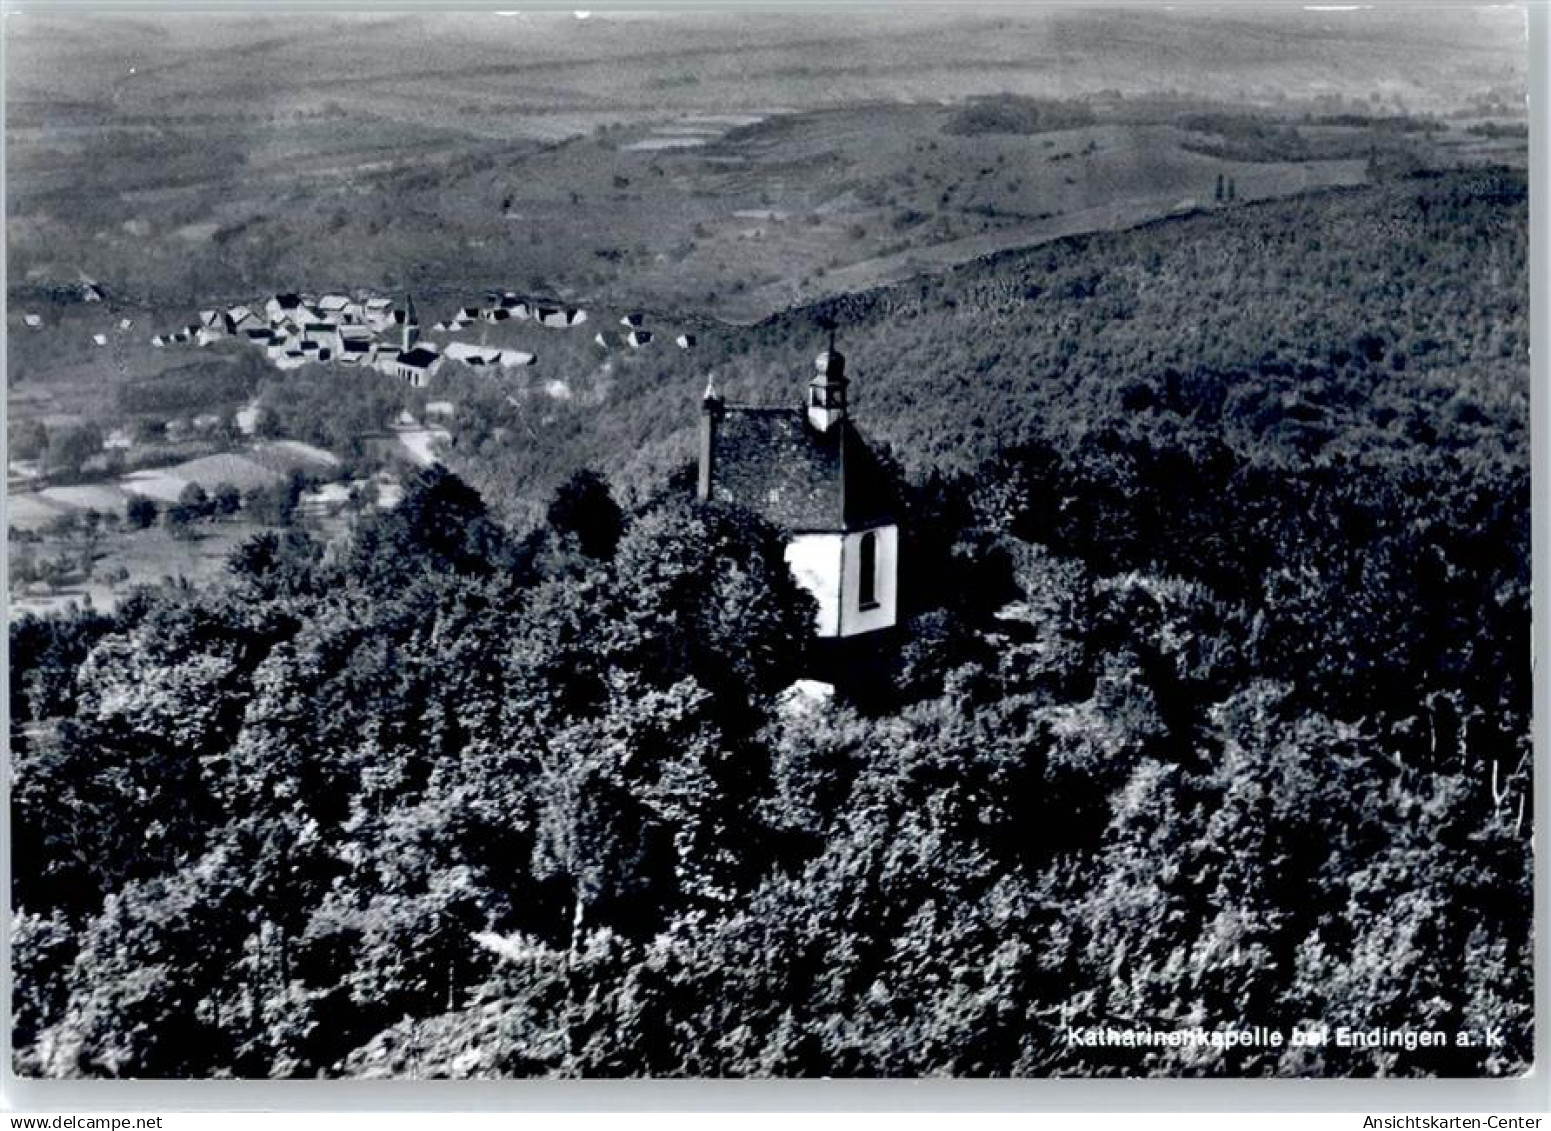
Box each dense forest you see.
[10,165,1530,1078]
[437,168,1527,522]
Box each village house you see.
[266,293,305,324]
[697,345,898,639]
[337,327,374,365]
[446,342,502,367]
[364,297,397,331]
[445,342,537,369]
[536,307,567,328]
[228,306,264,335]
[304,322,341,354]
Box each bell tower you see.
[807,336,848,433]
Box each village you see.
[140,288,695,383]
[9,282,701,616]
[21,280,697,384]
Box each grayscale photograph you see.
[4,7,1531,1079]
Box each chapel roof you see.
[703,406,894,534]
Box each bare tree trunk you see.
[566,888,586,1065]
[570,890,586,954]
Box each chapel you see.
[696,345,898,639]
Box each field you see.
[5,89,1511,326]
[11,516,264,617]
[6,9,1524,319]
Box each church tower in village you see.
[697,343,898,639]
[401,294,420,352]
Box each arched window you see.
[858,530,878,610]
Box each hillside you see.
[6,8,1524,324]
[437,166,1527,519]
[9,165,1529,1089]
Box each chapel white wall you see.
[783,523,898,639]
[784,534,844,637]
